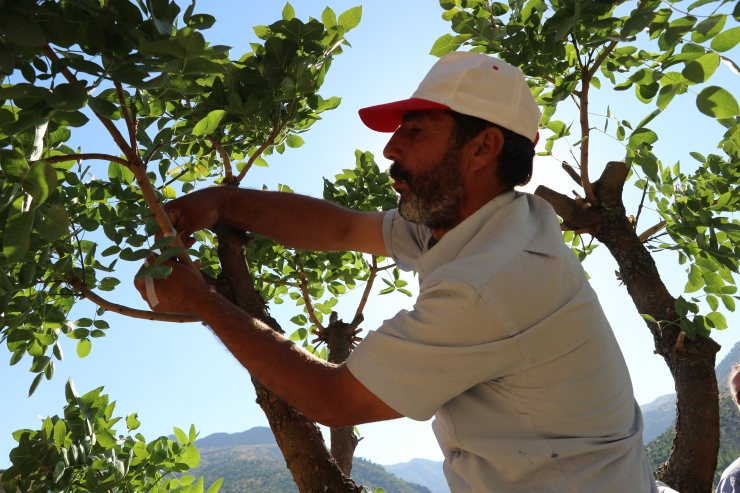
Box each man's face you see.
[384,111,467,230]
[731,372,740,410]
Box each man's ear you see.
[468,126,504,172]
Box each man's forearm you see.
[214,188,386,255]
[196,289,401,427]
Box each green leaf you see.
[3,211,34,263]
[707,294,719,311]
[681,52,720,84]
[692,15,726,43]
[338,6,362,30]
[282,2,295,20]
[711,26,740,52]
[0,149,30,182]
[187,13,216,29]
[22,161,57,207]
[29,373,43,397]
[628,128,658,149]
[205,478,223,493]
[76,339,92,358]
[722,295,736,311]
[696,86,740,119]
[0,13,45,46]
[126,413,141,431]
[321,7,337,27]
[430,34,464,57]
[189,424,197,443]
[173,426,189,445]
[192,110,225,136]
[53,419,66,445]
[43,82,88,111]
[707,311,728,329]
[108,162,135,184]
[286,134,305,148]
[621,8,656,38]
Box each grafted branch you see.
[30,153,130,167]
[355,256,378,320]
[206,136,233,181]
[66,271,200,323]
[295,254,326,336]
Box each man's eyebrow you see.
[401,112,425,123]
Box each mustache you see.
[388,162,413,185]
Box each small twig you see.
[354,256,378,321]
[29,153,130,167]
[158,168,190,190]
[115,81,137,150]
[66,271,200,323]
[144,140,165,166]
[638,220,667,242]
[633,181,649,231]
[295,253,325,335]
[571,33,584,72]
[561,162,582,186]
[206,136,233,181]
[260,278,301,288]
[43,46,133,159]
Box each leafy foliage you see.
[1,379,213,493]
[434,0,740,340]
[0,0,372,392]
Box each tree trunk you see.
[536,162,720,493]
[212,224,362,493]
[325,314,363,475]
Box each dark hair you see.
[446,110,534,189]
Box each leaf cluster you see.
[2,379,216,493]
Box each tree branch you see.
[30,153,130,167]
[115,81,137,150]
[66,271,200,323]
[295,254,326,336]
[43,46,133,158]
[235,128,280,183]
[633,181,649,231]
[578,80,597,204]
[562,161,583,186]
[206,136,233,181]
[354,256,378,321]
[638,220,667,242]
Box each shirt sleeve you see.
[382,210,432,272]
[346,276,524,421]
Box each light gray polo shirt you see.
[346,191,657,493]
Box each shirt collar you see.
[416,190,519,281]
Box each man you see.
[716,365,740,492]
[135,52,657,492]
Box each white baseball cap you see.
[359,52,541,143]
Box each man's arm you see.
[134,261,402,427]
[164,187,388,256]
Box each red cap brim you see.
[358,98,451,132]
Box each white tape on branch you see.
[144,258,159,307]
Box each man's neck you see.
[431,186,511,240]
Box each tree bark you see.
[536,162,720,493]
[325,313,363,475]
[212,224,362,493]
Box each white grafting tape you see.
[144,258,159,307]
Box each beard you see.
[388,146,466,230]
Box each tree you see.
[432,0,740,491]
[0,1,404,492]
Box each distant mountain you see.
[188,428,433,493]
[194,427,277,448]
[640,341,740,444]
[383,459,449,493]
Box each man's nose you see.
[383,129,402,162]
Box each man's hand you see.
[134,257,210,315]
[159,188,223,248]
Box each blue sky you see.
[2,0,740,467]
